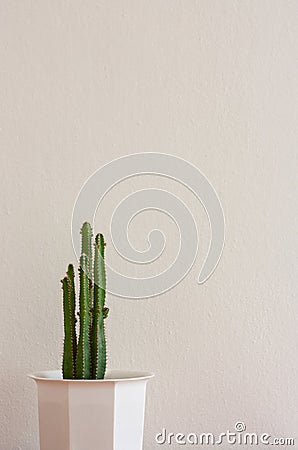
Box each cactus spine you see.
[62,222,109,379]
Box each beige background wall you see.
[1,1,297,449]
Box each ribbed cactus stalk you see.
[61,269,76,379]
[80,222,93,371]
[61,222,109,379]
[81,222,93,266]
[81,222,93,304]
[67,264,77,358]
[92,234,108,379]
[76,254,91,379]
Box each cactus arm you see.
[81,222,92,262]
[62,276,76,379]
[92,233,107,379]
[81,221,94,348]
[76,254,91,379]
[81,222,93,287]
[66,264,77,366]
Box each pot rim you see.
[28,369,155,383]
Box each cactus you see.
[80,222,94,369]
[81,222,93,267]
[81,222,93,305]
[61,273,76,379]
[92,234,109,379]
[61,222,109,379]
[67,264,77,360]
[75,254,91,379]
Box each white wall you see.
[1,1,297,449]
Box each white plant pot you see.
[30,370,154,450]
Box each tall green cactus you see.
[67,264,77,359]
[92,234,108,379]
[61,222,109,379]
[80,221,93,370]
[61,271,76,379]
[76,254,91,379]
[81,222,93,305]
[81,222,93,266]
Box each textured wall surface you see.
[0,1,297,449]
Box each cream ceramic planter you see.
[30,370,154,450]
